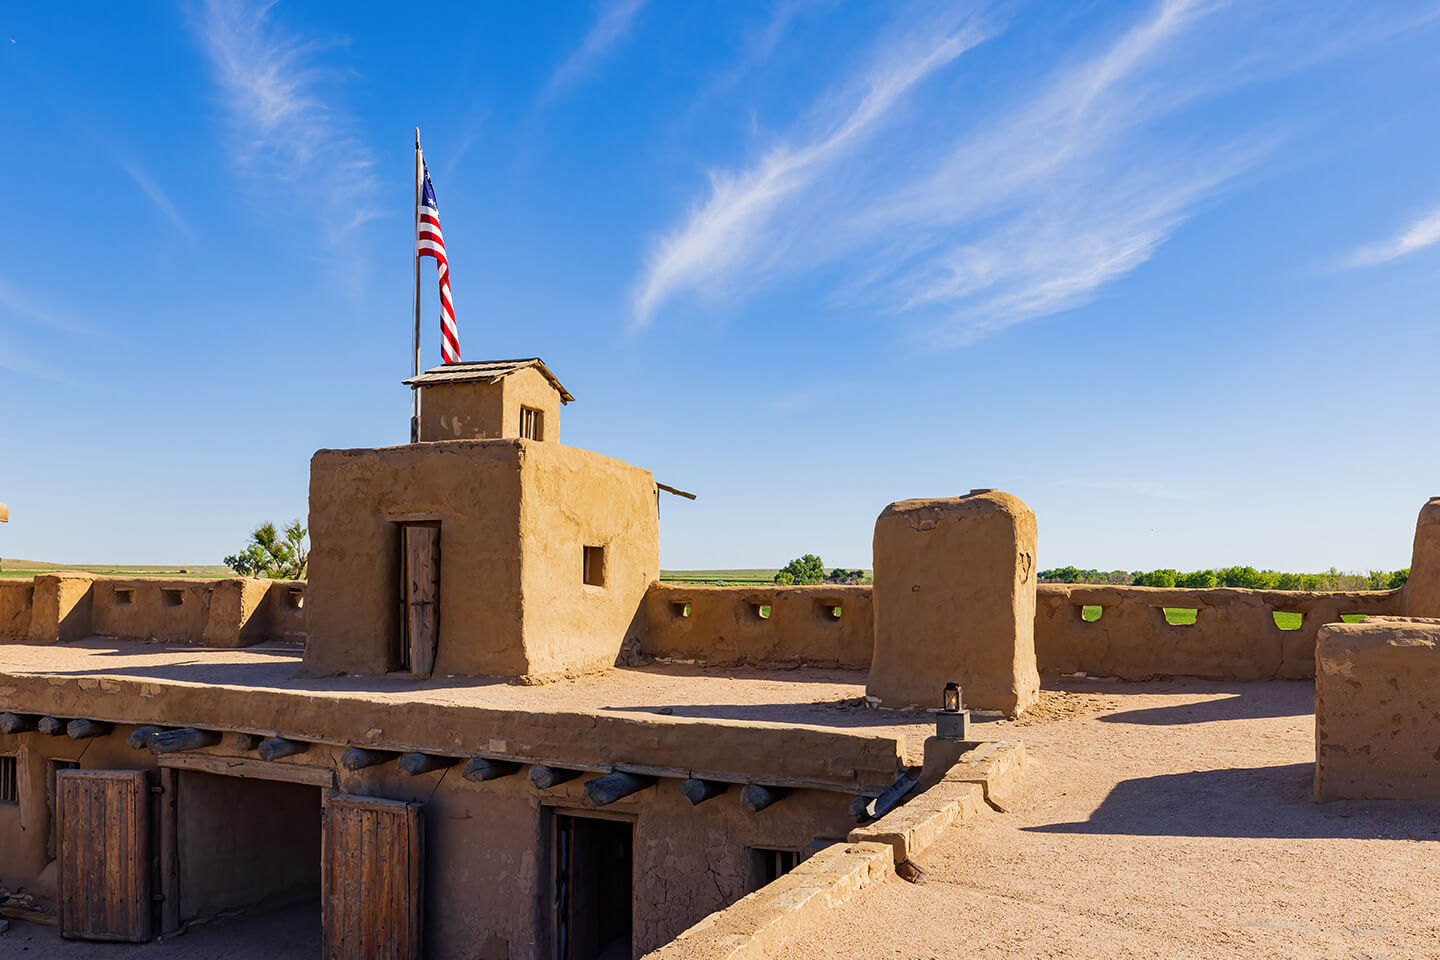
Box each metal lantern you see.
[936,682,969,741]
[942,682,961,713]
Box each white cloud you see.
[633,6,993,326]
[117,159,195,241]
[1347,203,1440,267]
[544,0,650,101]
[632,0,1411,344]
[194,0,379,241]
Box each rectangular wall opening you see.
[1079,604,1103,622]
[0,755,16,803]
[1162,607,1198,626]
[520,406,545,441]
[113,587,134,606]
[749,847,800,890]
[1272,611,1303,630]
[583,545,607,587]
[161,588,185,607]
[815,601,842,623]
[176,771,322,943]
[671,601,691,619]
[552,812,633,960]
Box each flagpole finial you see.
[415,126,420,147]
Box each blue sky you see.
[1,0,1438,572]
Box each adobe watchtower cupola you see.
[403,357,574,443]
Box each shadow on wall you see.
[1025,763,1440,840]
[1098,682,1314,726]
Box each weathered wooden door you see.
[56,769,152,942]
[322,792,423,960]
[403,523,440,675]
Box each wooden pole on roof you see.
[411,127,423,444]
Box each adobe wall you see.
[641,583,873,668]
[304,441,526,676]
[1314,618,1440,801]
[419,379,507,442]
[0,579,33,638]
[503,366,563,441]
[868,492,1040,715]
[0,576,303,647]
[0,721,858,959]
[1402,495,1440,617]
[419,367,563,443]
[1036,584,1403,680]
[517,442,658,680]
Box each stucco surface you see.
[1402,496,1440,617]
[305,439,656,680]
[418,367,563,443]
[1036,584,1401,681]
[795,678,1440,960]
[0,579,33,638]
[1314,618,1440,801]
[868,491,1040,715]
[642,584,872,668]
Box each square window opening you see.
[113,587,134,606]
[161,588,185,607]
[1080,605,1103,622]
[671,601,691,619]
[583,546,607,587]
[520,406,545,441]
[815,601,842,623]
[288,587,305,609]
[1272,611,1303,631]
[749,602,772,621]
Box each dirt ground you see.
[803,677,1440,960]
[0,902,319,957]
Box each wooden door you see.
[403,524,440,675]
[322,792,423,960]
[56,769,152,942]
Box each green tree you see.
[773,571,795,585]
[1178,569,1217,588]
[774,554,825,585]
[1387,568,1409,589]
[1132,569,1178,588]
[1218,566,1276,589]
[1273,572,1302,590]
[225,521,309,580]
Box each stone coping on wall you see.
[0,641,907,794]
[641,740,1026,960]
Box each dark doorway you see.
[552,812,633,960]
[176,772,322,938]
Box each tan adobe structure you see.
[2,362,1440,958]
[404,358,573,443]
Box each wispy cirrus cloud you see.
[634,0,1427,344]
[633,5,994,326]
[116,158,195,241]
[193,0,379,241]
[544,0,650,102]
[1346,203,1440,267]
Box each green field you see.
[0,559,233,580]
[1081,604,1366,628]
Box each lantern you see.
[942,682,961,713]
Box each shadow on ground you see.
[1097,682,1314,725]
[1026,762,1440,840]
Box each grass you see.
[0,559,233,580]
[1083,605,1368,628]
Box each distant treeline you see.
[1038,565,1410,591]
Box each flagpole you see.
[411,127,422,444]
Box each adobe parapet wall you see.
[0,575,304,647]
[1035,584,1403,680]
[641,583,873,668]
[637,582,1406,682]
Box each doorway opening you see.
[552,811,634,960]
[176,772,322,938]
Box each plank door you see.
[56,769,152,943]
[403,523,441,675]
[322,792,423,960]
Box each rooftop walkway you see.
[799,678,1440,960]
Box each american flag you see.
[417,163,460,364]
